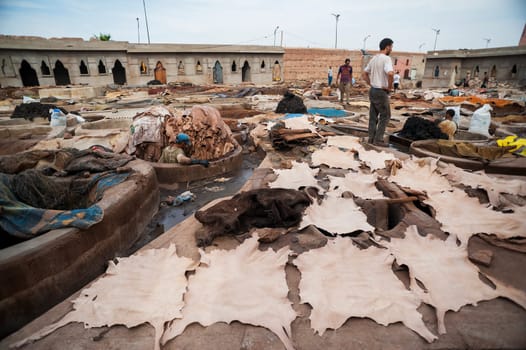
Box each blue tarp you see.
[307,108,348,117]
[0,172,129,238]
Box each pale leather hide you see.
[328,172,386,199]
[424,189,526,245]
[269,161,320,190]
[161,235,296,350]
[326,135,394,170]
[284,115,316,132]
[299,193,374,234]
[311,146,361,170]
[326,135,362,150]
[439,163,526,207]
[356,148,396,171]
[389,158,452,194]
[293,236,437,342]
[12,245,196,350]
[386,226,526,334]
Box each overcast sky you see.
[0,0,525,52]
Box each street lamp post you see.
[142,0,151,44]
[432,28,440,51]
[363,34,371,50]
[273,26,280,46]
[136,17,140,44]
[483,38,491,48]
[331,13,340,49]
[418,43,425,52]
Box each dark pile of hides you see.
[0,149,133,240]
[194,188,312,246]
[9,169,114,210]
[275,91,307,114]
[399,116,448,141]
[10,102,67,121]
[0,149,133,175]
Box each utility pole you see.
[331,13,340,48]
[142,0,151,44]
[483,38,491,48]
[136,17,140,44]
[363,34,371,50]
[418,43,425,52]
[273,26,280,46]
[432,28,440,51]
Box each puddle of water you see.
[126,149,264,254]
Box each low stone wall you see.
[0,160,159,337]
[152,145,243,184]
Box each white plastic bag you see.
[468,104,492,137]
[49,108,67,127]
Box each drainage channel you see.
[126,148,265,255]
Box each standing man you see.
[336,58,353,104]
[362,38,394,146]
[328,66,333,86]
[393,71,401,91]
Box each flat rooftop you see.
[0,35,285,54]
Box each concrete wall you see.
[0,36,284,88]
[283,48,362,82]
[283,48,425,85]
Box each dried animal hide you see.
[326,136,395,170]
[328,172,386,199]
[386,225,526,334]
[424,189,526,245]
[439,163,526,207]
[293,236,437,342]
[165,105,238,160]
[311,146,361,170]
[356,148,396,171]
[161,235,296,350]
[389,158,452,195]
[12,245,196,350]
[269,161,320,190]
[194,188,312,246]
[131,106,173,146]
[326,135,362,150]
[283,115,316,132]
[299,193,374,234]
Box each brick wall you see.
[283,48,363,82]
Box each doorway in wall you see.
[19,60,39,86]
[272,60,281,81]
[53,60,70,85]
[154,61,167,84]
[213,60,223,84]
[112,60,126,85]
[40,60,51,76]
[242,60,251,82]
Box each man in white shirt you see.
[362,38,395,146]
[393,71,401,91]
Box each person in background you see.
[393,71,401,91]
[481,72,489,88]
[437,109,457,140]
[362,38,395,146]
[336,59,353,104]
[328,66,333,86]
[158,133,209,166]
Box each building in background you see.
[0,36,284,87]
[422,46,526,88]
